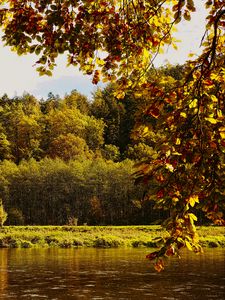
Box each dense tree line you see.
[0,65,212,226]
[0,64,215,227]
[0,82,170,225]
[0,64,219,227]
[0,158,168,226]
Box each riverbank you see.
[0,225,224,249]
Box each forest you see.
[0,64,223,227]
[0,65,184,226]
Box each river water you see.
[0,248,224,299]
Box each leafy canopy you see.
[0,0,194,86]
[0,0,225,271]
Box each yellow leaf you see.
[102,77,109,83]
[191,224,197,232]
[172,197,179,203]
[189,213,198,222]
[152,16,161,27]
[205,117,219,124]
[158,47,164,54]
[166,163,174,172]
[217,110,223,118]
[172,42,178,50]
[211,95,218,102]
[219,127,225,139]
[134,92,143,98]
[189,99,198,108]
[96,57,105,66]
[166,150,171,157]
[220,132,225,139]
[180,112,187,118]
[114,91,125,99]
[189,195,199,207]
[143,127,149,134]
[193,232,199,242]
[96,24,103,30]
[188,52,196,58]
[143,48,149,59]
[210,73,218,80]
[185,240,193,251]
[175,138,181,145]
[173,152,182,155]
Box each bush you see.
[208,241,219,248]
[45,236,59,245]
[94,236,123,248]
[59,239,72,248]
[131,240,144,248]
[73,239,83,247]
[0,236,18,248]
[143,240,158,248]
[31,236,42,244]
[21,241,32,248]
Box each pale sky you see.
[0,1,207,100]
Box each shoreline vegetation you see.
[0,226,224,249]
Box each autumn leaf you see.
[166,246,175,257]
[146,252,158,261]
[205,117,220,124]
[188,195,199,207]
[185,240,193,251]
[154,259,165,272]
[219,127,225,139]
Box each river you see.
[0,248,224,299]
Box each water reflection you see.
[0,248,224,299]
[0,249,8,295]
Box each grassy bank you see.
[0,225,224,249]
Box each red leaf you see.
[221,140,225,147]
[154,259,165,272]
[146,251,158,260]
[157,189,164,198]
[146,106,160,118]
[166,246,175,257]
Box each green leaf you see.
[35,46,42,55]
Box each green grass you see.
[0,225,224,249]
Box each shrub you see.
[94,236,123,248]
[143,240,158,248]
[31,236,42,244]
[59,240,72,248]
[208,241,219,248]
[45,236,59,245]
[73,239,83,247]
[131,240,144,248]
[21,241,32,248]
